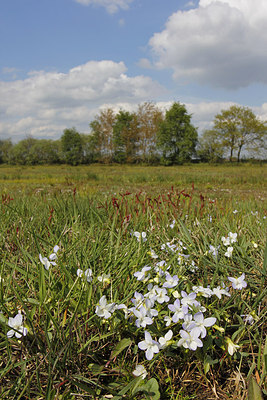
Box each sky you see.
[1,0,267,142]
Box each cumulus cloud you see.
[74,0,133,14]
[0,60,164,141]
[148,0,267,89]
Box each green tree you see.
[157,102,198,165]
[212,105,267,162]
[137,102,163,163]
[9,136,38,165]
[0,139,13,164]
[197,129,224,163]
[89,109,116,163]
[61,127,83,165]
[113,110,138,163]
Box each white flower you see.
[169,220,176,229]
[77,269,83,278]
[221,236,230,246]
[97,273,110,284]
[164,315,172,327]
[39,254,51,270]
[229,232,237,244]
[226,337,240,355]
[133,231,147,242]
[228,273,247,290]
[192,285,213,298]
[209,245,219,258]
[138,331,160,360]
[159,330,173,349]
[155,287,170,304]
[177,329,203,351]
[168,299,188,323]
[187,312,216,338]
[163,273,179,288]
[212,285,231,299]
[241,314,254,325]
[95,295,115,319]
[49,245,60,261]
[7,312,28,338]
[133,365,147,379]
[149,249,158,259]
[225,246,233,258]
[84,268,93,282]
[133,306,153,328]
[233,210,238,214]
[180,291,199,308]
[134,266,151,282]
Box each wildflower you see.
[133,306,153,328]
[233,210,238,214]
[212,284,231,299]
[180,291,199,308]
[95,295,115,319]
[241,314,254,325]
[252,241,258,248]
[49,245,60,261]
[138,331,160,360]
[164,315,172,327]
[77,269,83,278]
[39,245,59,270]
[168,299,188,323]
[177,329,203,351]
[133,365,147,379]
[7,312,28,338]
[154,287,170,304]
[169,220,176,229]
[148,249,158,259]
[131,291,144,308]
[225,246,233,258]
[192,285,213,298]
[209,245,219,258]
[163,273,179,289]
[134,266,151,282]
[159,330,173,349]
[221,236,230,246]
[228,273,247,290]
[226,337,240,355]
[133,231,147,242]
[84,268,93,282]
[188,312,216,338]
[229,232,237,243]
[97,273,110,284]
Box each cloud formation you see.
[0,60,164,141]
[148,0,267,89]
[74,0,133,14]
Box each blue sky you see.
[1,0,267,142]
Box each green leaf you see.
[134,378,161,400]
[247,378,264,400]
[110,338,132,360]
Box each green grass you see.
[0,164,266,399]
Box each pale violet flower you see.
[188,312,216,338]
[169,220,176,229]
[163,273,179,289]
[181,291,199,308]
[233,210,238,214]
[133,231,147,242]
[138,331,160,360]
[182,314,193,330]
[192,285,213,298]
[228,273,247,290]
[95,295,115,319]
[133,365,147,379]
[212,285,231,299]
[131,291,144,308]
[177,329,203,351]
[133,306,153,328]
[77,268,93,282]
[159,330,173,349]
[164,315,172,327]
[209,245,220,258]
[49,245,60,261]
[225,246,233,258]
[7,312,28,338]
[226,337,240,355]
[241,314,254,325]
[39,245,59,270]
[134,266,151,282]
[168,299,188,323]
[149,249,158,259]
[154,287,170,304]
[39,254,52,270]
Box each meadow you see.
[0,163,266,399]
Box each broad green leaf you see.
[110,338,132,360]
[247,378,264,400]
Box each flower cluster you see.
[221,232,237,258]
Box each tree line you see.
[0,102,266,166]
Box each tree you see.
[113,110,138,163]
[212,105,267,162]
[136,102,163,163]
[89,108,116,163]
[61,127,83,165]
[157,102,198,165]
[0,139,13,164]
[197,129,224,163]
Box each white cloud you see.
[74,0,133,14]
[0,60,164,141]
[148,0,267,89]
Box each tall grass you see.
[0,166,266,399]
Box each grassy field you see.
[0,164,266,399]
